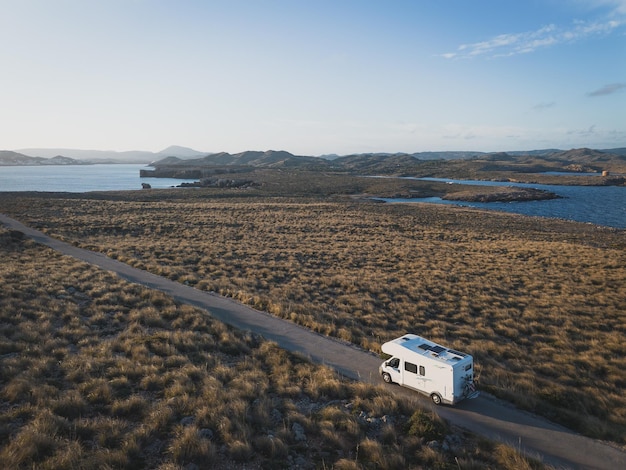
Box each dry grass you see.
[3,180,622,444]
[0,226,542,468]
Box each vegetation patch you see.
[0,226,543,468]
[2,174,625,447]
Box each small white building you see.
[379,334,478,405]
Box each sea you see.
[0,164,197,192]
[377,177,625,229]
[0,165,624,229]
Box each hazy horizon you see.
[10,143,626,160]
[2,1,625,155]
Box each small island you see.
[442,186,559,203]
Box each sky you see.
[1,0,625,156]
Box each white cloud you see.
[442,16,623,59]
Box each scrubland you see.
[0,170,624,449]
[0,227,545,469]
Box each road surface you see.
[2,213,624,469]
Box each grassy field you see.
[1,170,625,448]
[0,226,546,469]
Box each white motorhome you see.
[379,334,478,405]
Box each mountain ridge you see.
[14,145,207,163]
[2,147,625,170]
[143,147,626,181]
[0,151,86,166]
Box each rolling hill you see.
[14,145,207,164]
[0,151,86,166]
[149,150,326,168]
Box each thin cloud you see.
[589,0,626,15]
[533,101,557,110]
[587,82,626,96]
[442,19,623,59]
[567,124,597,136]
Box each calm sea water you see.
[0,165,624,229]
[0,164,197,192]
[377,177,626,229]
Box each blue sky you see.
[1,0,625,155]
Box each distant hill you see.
[411,151,485,160]
[16,145,208,163]
[549,147,626,163]
[17,148,154,163]
[503,149,562,157]
[149,150,487,174]
[145,147,626,179]
[0,151,44,165]
[330,151,484,161]
[0,151,86,166]
[333,153,418,171]
[6,146,626,173]
[600,148,626,156]
[156,145,207,159]
[150,150,324,169]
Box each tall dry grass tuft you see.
[168,425,215,464]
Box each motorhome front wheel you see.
[382,372,393,384]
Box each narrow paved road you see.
[2,213,625,470]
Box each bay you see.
[0,164,197,192]
[377,177,626,229]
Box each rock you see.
[444,434,463,452]
[270,408,283,425]
[427,440,440,449]
[8,230,25,240]
[381,415,394,425]
[292,422,306,442]
[180,416,194,426]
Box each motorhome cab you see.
[379,334,479,405]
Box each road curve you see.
[2,213,624,470]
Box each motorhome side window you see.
[419,365,425,376]
[404,362,418,374]
[388,358,399,368]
